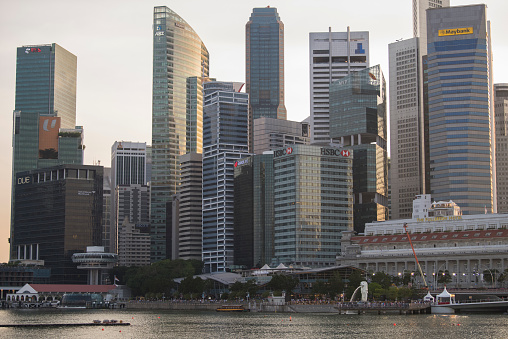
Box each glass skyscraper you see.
[329,65,388,233]
[151,7,209,262]
[426,4,494,214]
[272,145,353,267]
[202,81,250,273]
[246,7,286,151]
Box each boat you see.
[216,305,249,312]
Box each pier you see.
[336,301,431,315]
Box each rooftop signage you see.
[234,158,250,167]
[438,27,473,37]
[320,148,350,157]
[273,147,293,158]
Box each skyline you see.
[1,0,507,263]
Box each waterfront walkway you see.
[336,301,431,315]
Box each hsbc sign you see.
[274,147,293,158]
[320,148,350,157]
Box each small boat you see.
[216,305,249,312]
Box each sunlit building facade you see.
[151,6,209,262]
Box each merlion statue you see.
[360,281,368,302]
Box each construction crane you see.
[403,223,428,289]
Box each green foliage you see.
[58,131,81,138]
[437,270,453,285]
[368,282,383,300]
[119,259,203,297]
[328,272,345,298]
[386,286,399,301]
[371,272,393,289]
[345,270,364,300]
[267,274,299,293]
[180,276,205,296]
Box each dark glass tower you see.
[329,65,388,234]
[12,165,103,284]
[151,7,209,262]
[246,7,286,151]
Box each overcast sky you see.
[0,0,506,262]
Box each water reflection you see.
[1,309,508,338]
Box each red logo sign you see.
[234,161,238,167]
[341,150,350,157]
[286,147,293,155]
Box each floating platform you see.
[0,322,130,328]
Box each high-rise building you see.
[11,43,83,261]
[234,153,275,268]
[202,81,250,273]
[494,84,508,213]
[329,65,388,233]
[151,6,209,262]
[246,7,286,151]
[309,29,369,144]
[426,4,494,215]
[102,167,113,253]
[272,145,353,267]
[253,117,310,155]
[389,38,425,219]
[110,141,148,254]
[413,0,451,56]
[12,165,103,284]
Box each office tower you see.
[12,165,103,284]
[102,167,113,252]
[246,7,286,151]
[253,117,310,155]
[111,141,147,187]
[12,44,80,179]
[151,6,209,262]
[175,153,203,260]
[11,43,83,262]
[413,0,451,56]
[329,65,388,233]
[427,5,494,215]
[110,141,147,254]
[272,145,353,267]
[494,84,508,213]
[309,29,369,144]
[234,153,275,268]
[202,81,250,273]
[389,38,425,219]
[118,221,151,267]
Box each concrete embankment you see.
[126,302,339,313]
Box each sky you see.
[0,0,507,263]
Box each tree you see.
[437,270,452,285]
[368,282,384,300]
[267,274,299,301]
[328,272,345,299]
[371,272,393,289]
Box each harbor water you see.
[1,308,508,338]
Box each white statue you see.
[360,281,368,302]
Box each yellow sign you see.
[417,216,463,222]
[438,27,473,36]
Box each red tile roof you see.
[28,284,116,293]
[352,229,508,245]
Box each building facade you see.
[253,117,310,155]
[272,145,353,267]
[202,81,250,273]
[310,29,369,144]
[118,221,151,267]
[151,6,209,262]
[337,214,508,288]
[12,165,103,284]
[246,7,286,151]
[495,84,508,213]
[170,152,203,261]
[426,5,494,215]
[329,65,388,233]
[389,38,427,220]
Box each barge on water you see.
[216,305,249,312]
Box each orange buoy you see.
[290,316,292,321]
[393,323,396,326]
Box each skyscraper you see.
[426,4,494,215]
[12,165,103,284]
[309,29,369,144]
[151,6,209,262]
[11,43,83,261]
[202,81,250,273]
[495,84,508,213]
[329,65,388,233]
[12,43,81,179]
[246,7,286,151]
[253,117,310,155]
[389,38,424,219]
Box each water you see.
[1,308,508,338]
